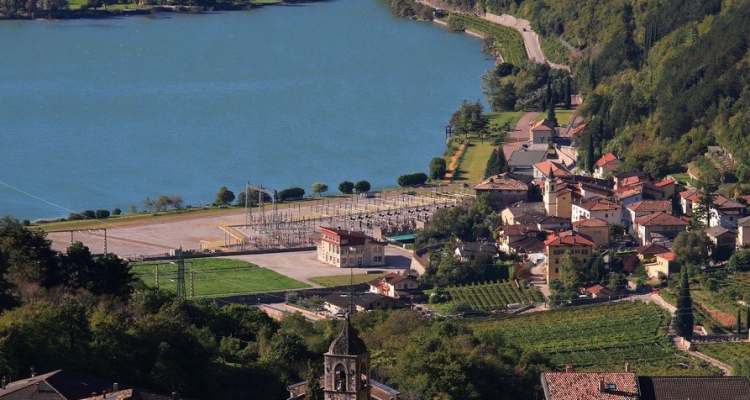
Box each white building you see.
[317,227,386,268]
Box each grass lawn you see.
[309,273,386,287]
[68,0,86,9]
[133,258,308,298]
[487,111,523,130]
[452,138,495,183]
[532,108,575,126]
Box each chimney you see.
[172,391,179,400]
[113,383,119,392]
[2,376,6,389]
[625,362,630,372]
[564,364,574,373]
[35,383,40,393]
[599,380,605,393]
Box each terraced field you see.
[448,14,528,65]
[694,342,750,366]
[448,280,544,310]
[469,302,722,376]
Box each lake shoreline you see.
[0,0,315,20]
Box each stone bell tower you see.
[324,315,370,400]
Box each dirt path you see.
[502,111,538,159]
[418,0,570,71]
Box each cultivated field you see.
[448,280,544,310]
[448,14,527,65]
[694,342,750,366]
[133,258,308,298]
[469,302,722,376]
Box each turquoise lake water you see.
[0,0,493,220]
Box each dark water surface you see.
[0,0,493,219]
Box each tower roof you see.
[328,317,368,356]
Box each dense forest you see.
[411,0,750,191]
[0,217,549,400]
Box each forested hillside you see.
[415,0,750,189]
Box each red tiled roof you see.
[577,197,622,211]
[595,153,618,167]
[530,119,555,131]
[569,123,587,137]
[659,252,676,261]
[634,212,688,227]
[319,227,372,246]
[368,272,413,287]
[542,372,640,400]
[534,160,570,177]
[714,196,745,210]
[544,230,595,247]
[655,178,676,187]
[680,189,700,199]
[572,218,608,228]
[627,200,672,212]
[498,223,540,236]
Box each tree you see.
[559,251,583,290]
[737,309,742,334]
[305,361,324,400]
[547,94,558,127]
[674,271,694,337]
[430,158,447,180]
[311,183,328,197]
[586,131,595,173]
[155,195,171,211]
[563,77,572,109]
[129,203,137,214]
[215,187,235,205]
[95,210,110,219]
[338,181,354,194]
[673,231,710,266]
[354,180,371,194]
[484,147,507,178]
[397,173,427,187]
[112,208,121,216]
[278,187,305,201]
[608,272,626,294]
[169,195,183,210]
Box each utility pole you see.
[103,228,108,255]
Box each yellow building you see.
[644,252,678,279]
[543,171,573,219]
[544,231,595,283]
[572,218,610,247]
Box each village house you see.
[614,171,647,190]
[537,215,572,232]
[633,212,689,246]
[544,231,595,283]
[317,227,386,268]
[635,243,671,263]
[367,272,418,299]
[584,284,611,298]
[654,178,677,198]
[508,149,548,175]
[497,224,541,252]
[705,226,737,248]
[680,188,701,215]
[500,201,545,225]
[739,216,750,248]
[473,172,532,209]
[543,172,574,218]
[613,184,645,206]
[454,242,498,262]
[593,153,622,179]
[533,160,570,181]
[571,197,622,225]
[708,196,746,228]
[572,218,610,247]
[625,200,673,228]
[644,251,678,280]
[530,119,555,144]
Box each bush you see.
[112,208,122,216]
[67,213,83,221]
[429,158,447,180]
[95,210,110,219]
[80,210,96,219]
[398,172,428,187]
[354,180,371,193]
[278,187,305,201]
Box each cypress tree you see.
[564,77,572,109]
[484,147,507,178]
[674,272,694,337]
[746,307,749,333]
[547,93,558,127]
[737,309,742,335]
[586,132,595,174]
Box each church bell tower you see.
[324,315,370,400]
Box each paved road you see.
[502,111,539,159]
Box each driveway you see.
[503,111,539,159]
[225,247,413,287]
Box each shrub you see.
[354,180,371,193]
[112,208,122,216]
[80,210,96,219]
[398,172,428,187]
[278,187,305,201]
[429,158,447,180]
[95,210,110,219]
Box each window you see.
[555,268,559,273]
[334,364,347,392]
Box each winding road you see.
[418,0,570,71]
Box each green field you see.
[447,280,544,311]
[448,14,527,65]
[488,111,524,131]
[660,272,750,333]
[468,302,722,376]
[694,342,750,366]
[133,258,308,298]
[451,138,496,182]
[532,108,575,126]
[309,273,385,288]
